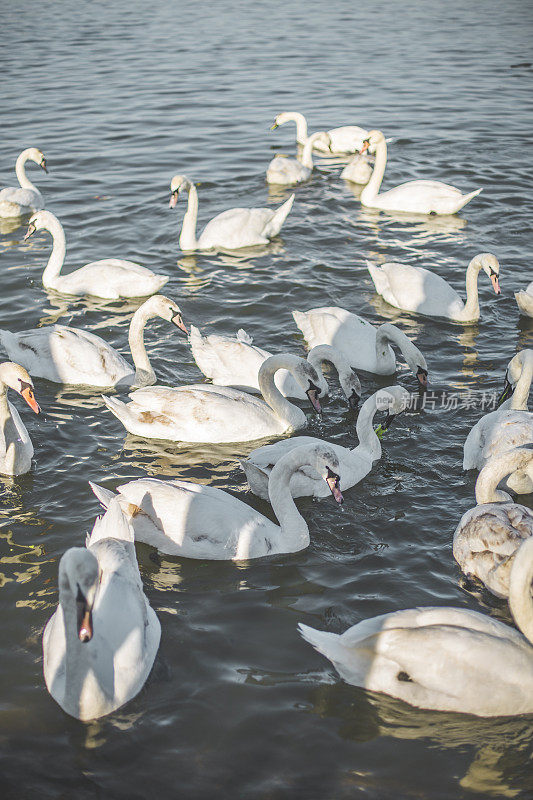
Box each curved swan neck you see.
[300,133,320,168]
[128,305,158,387]
[15,150,38,192]
[284,112,308,145]
[307,344,348,377]
[509,536,533,645]
[459,256,483,321]
[510,351,533,410]
[360,136,387,204]
[268,449,311,549]
[475,450,533,503]
[41,215,66,287]
[258,355,306,429]
[179,182,199,251]
[354,395,381,459]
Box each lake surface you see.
[1,1,533,798]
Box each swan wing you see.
[374,180,479,214]
[267,157,308,184]
[376,262,463,317]
[0,186,43,213]
[198,197,294,249]
[55,260,168,299]
[464,410,533,470]
[325,126,369,153]
[189,325,270,390]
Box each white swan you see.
[0,362,40,476]
[266,132,328,185]
[359,130,482,214]
[102,353,323,443]
[169,175,294,251]
[453,448,533,598]
[89,443,343,561]
[366,253,501,323]
[515,281,533,318]
[43,497,161,720]
[340,153,373,185]
[292,308,428,389]
[189,326,361,407]
[298,534,533,716]
[463,351,533,486]
[241,386,409,500]
[0,148,48,218]
[25,211,169,299]
[271,112,370,155]
[0,295,187,388]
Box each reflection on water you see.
[357,207,468,246]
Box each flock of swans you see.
[1,111,533,722]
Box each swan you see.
[515,281,533,318]
[24,211,169,299]
[241,386,409,500]
[102,353,323,443]
[366,253,501,323]
[89,443,343,561]
[0,148,48,218]
[43,497,161,720]
[453,448,533,599]
[271,112,370,155]
[0,362,40,476]
[359,130,482,214]
[0,295,187,388]
[169,175,294,251]
[292,308,428,389]
[189,326,361,408]
[266,132,329,185]
[463,351,533,487]
[298,534,533,716]
[340,153,373,185]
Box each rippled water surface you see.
[2,1,533,798]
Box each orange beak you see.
[360,139,370,155]
[21,386,40,413]
[491,273,501,295]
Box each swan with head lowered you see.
[454,448,533,599]
[359,130,482,214]
[241,386,409,500]
[189,326,361,408]
[25,211,169,299]
[292,308,428,389]
[299,534,533,716]
[0,148,48,218]
[0,362,40,476]
[271,112,370,155]
[366,253,501,323]
[169,175,294,252]
[463,351,533,494]
[43,497,161,721]
[340,153,373,185]
[102,353,323,443]
[266,132,329,185]
[0,295,187,388]
[89,443,343,561]
[515,281,533,318]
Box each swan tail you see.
[87,495,135,547]
[239,459,270,500]
[291,310,314,347]
[236,329,253,344]
[263,193,295,238]
[298,623,345,662]
[456,187,482,211]
[102,395,134,430]
[365,260,389,296]
[89,481,116,510]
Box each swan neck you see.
[361,137,387,203]
[354,395,381,458]
[511,352,533,410]
[509,536,533,645]
[461,257,482,320]
[179,183,199,251]
[258,355,305,429]
[300,135,316,168]
[15,150,37,191]
[128,305,156,387]
[0,380,10,419]
[288,112,308,144]
[41,217,66,287]
[268,449,310,550]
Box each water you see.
[1,1,533,797]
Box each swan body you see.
[340,154,373,185]
[169,175,294,251]
[359,130,482,214]
[515,281,533,318]
[90,443,343,561]
[25,211,169,299]
[241,386,409,499]
[271,112,369,154]
[366,253,501,323]
[292,307,428,388]
[463,351,533,479]
[299,535,533,717]
[102,353,323,443]
[0,295,187,388]
[0,148,48,218]
[0,362,40,476]
[266,132,328,185]
[43,498,161,720]
[189,326,361,407]
[454,449,533,598]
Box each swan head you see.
[359,130,385,156]
[169,175,192,208]
[139,294,188,334]
[377,323,428,391]
[293,359,323,413]
[0,362,39,412]
[22,147,48,173]
[271,112,302,131]
[24,209,57,240]
[496,349,533,407]
[475,253,500,295]
[340,368,362,410]
[306,444,343,504]
[374,386,410,434]
[58,548,99,643]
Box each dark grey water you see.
[1,1,533,797]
